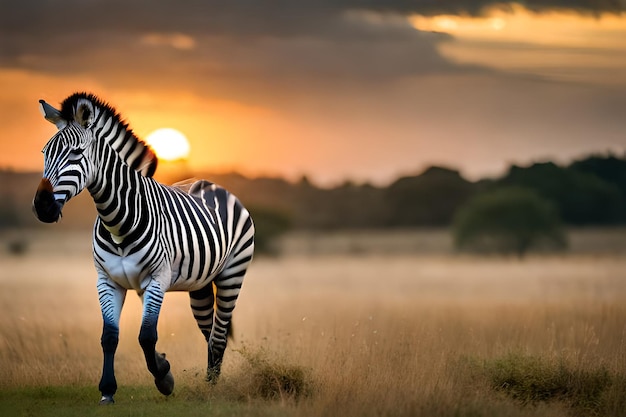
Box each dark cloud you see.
[3,0,620,89]
[4,1,623,41]
[0,0,471,101]
[2,1,623,37]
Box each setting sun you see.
[145,128,191,161]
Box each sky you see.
[1,1,626,186]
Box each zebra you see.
[32,92,255,405]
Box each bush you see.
[6,238,29,256]
[247,206,292,255]
[231,345,312,402]
[453,187,567,257]
[482,353,615,416]
[0,200,22,231]
[0,199,30,256]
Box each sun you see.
[145,128,191,161]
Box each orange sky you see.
[2,2,625,185]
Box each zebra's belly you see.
[97,251,152,291]
[166,264,221,292]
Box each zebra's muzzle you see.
[33,178,64,223]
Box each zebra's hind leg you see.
[189,283,217,382]
[206,262,250,382]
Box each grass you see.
[2,230,626,416]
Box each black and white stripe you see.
[33,93,255,404]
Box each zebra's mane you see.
[60,92,158,177]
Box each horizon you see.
[2,1,625,186]
[4,149,624,189]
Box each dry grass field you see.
[1,229,626,416]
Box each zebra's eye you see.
[68,148,85,161]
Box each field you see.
[1,229,626,416]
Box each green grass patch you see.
[0,346,312,417]
[0,384,294,417]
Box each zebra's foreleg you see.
[97,277,127,405]
[138,280,174,396]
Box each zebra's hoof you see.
[206,367,220,385]
[155,370,175,396]
[99,395,115,405]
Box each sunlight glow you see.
[145,128,191,161]
[410,4,626,48]
[408,4,626,87]
[141,32,196,50]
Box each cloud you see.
[4,1,619,93]
[141,33,196,50]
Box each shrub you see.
[482,353,615,416]
[6,238,29,256]
[232,345,312,401]
[247,206,292,255]
[0,200,21,231]
[0,199,30,255]
[453,187,567,257]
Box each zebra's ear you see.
[75,100,95,128]
[39,100,67,130]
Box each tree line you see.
[1,153,625,232]
[207,154,626,230]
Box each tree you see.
[570,155,626,199]
[453,187,567,257]
[499,162,626,225]
[386,166,477,227]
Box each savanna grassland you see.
[1,230,626,417]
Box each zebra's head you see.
[33,98,98,223]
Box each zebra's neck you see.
[87,119,160,246]
[90,167,157,245]
[90,158,158,245]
